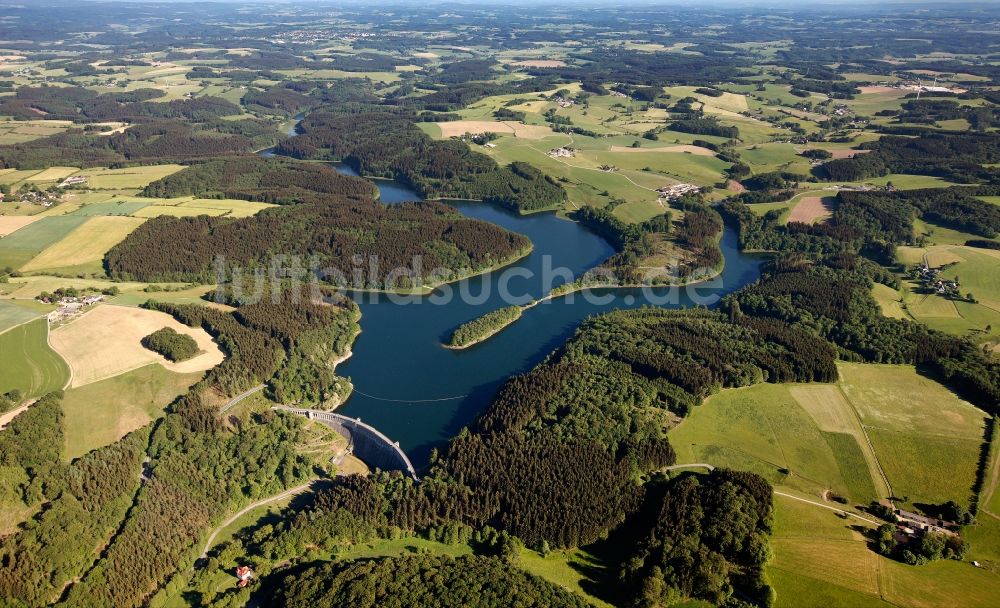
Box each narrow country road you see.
[219,384,266,414]
[665,463,881,525]
[200,480,315,559]
[661,463,715,471]
[0,399,37,431]
[774,491,881,526]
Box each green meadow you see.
[0,215,90,269]
[671,362,987,511]
[0,318,70,398]
[60,364,202,460]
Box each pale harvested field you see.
[925,247,966,267]
[513,59,567,68]
[830,149,871,160]
[789,377,892,502]
[701,91,749,112]
[412,52,438,59]
[435,120,553,139]
[25,166,79,182]
[21,216,145,271]
[858,86,900,95]
[50,304,225,387]
[788,385,857,434]
[788,197,835,224]
[0,215,40,236]
[608,144,716,157]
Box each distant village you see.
[657,183,701,201]
[0,187,62,207]
[910,263,972,301]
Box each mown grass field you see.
[872,282,909,320]
[478,133,719,220]
[60,363,202,460]
[0,215,90,269]
[24,166,79,183]
[0,299,43,333]
[671,362,987,511]
[768,494,1000,608]
[72,164,185,189]
[20,215,146,274]
[131,197,276,218]
[0,318,70,397]
[0,169,43,187]
[65,200,152,216]
[0,275,152,299]
[670,382,880,503]
[0,120,70,145]
[517,547,615,608]
[838,363,987,508]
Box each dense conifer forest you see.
[0,2,999,607]
[268,555,591,607]
[276,111,566,212]
[106,197,531,288]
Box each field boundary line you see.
[46,315,73,390]
[838,384,894,504]
[773,490,881,526]
[976,417,1000,515]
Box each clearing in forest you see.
[787,196,835,224]
[435,120,554,139]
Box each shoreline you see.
[440,245,732,351]
[443,306,523,350]
[337,245,534,296]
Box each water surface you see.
[261,135,764,467]
[332,174,764,465]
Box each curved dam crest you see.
[275,407,419,480]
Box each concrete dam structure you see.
[276,407,419,480]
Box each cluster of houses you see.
[547,147,575,158]
[657,183,701,201]
[44,294,104,323]
[912,263,962,298]
[890,508,964,554]
[552,95,575,108]
[0,189,61,207]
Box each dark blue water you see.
[329,175,765,466]
[260,132,764,467]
